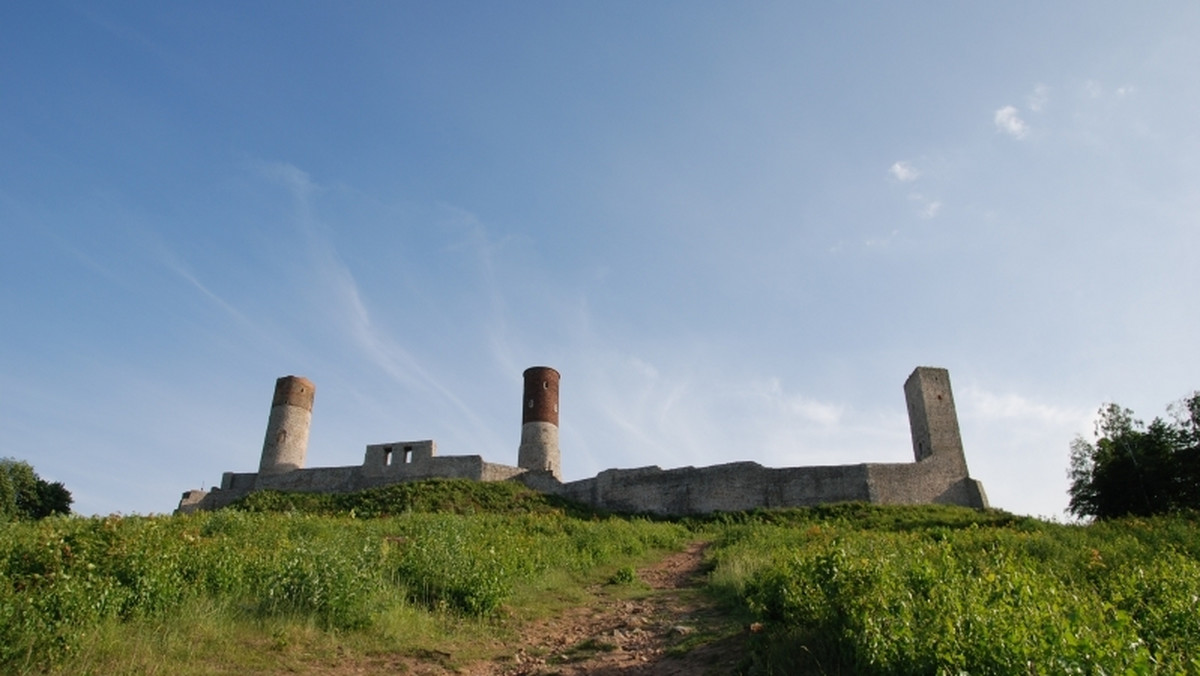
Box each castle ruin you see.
[177,366,989,515]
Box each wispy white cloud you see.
[889,161,920,182]
[567,346,914,480]
[258,161,503,448]
[1027,84,1050,112]
[158,252,248,324]
[886,159,941,219]
[442,210,522,378]
[957,386,1094,518]
[258,160,319,199]
[994,105,1029,139]
[746,377,843,426]
[906,192,942,219]
[960,386,1088,426]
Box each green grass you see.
[0,482,688,674]
[231,477,601,519]
[3,484,1200,675]
[703,506,1200,674]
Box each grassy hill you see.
[2,479,1198,674]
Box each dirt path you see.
[474,540,745,675]
[309,541,745,675]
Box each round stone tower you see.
[258,375,315,476]
[518,366,561,480]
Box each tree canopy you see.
[0,458,73,522]
[1068,393,1200,519]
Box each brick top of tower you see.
[522,366,560,426]
[272,375,315,411]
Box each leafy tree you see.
[1068,393,1200,519]
[0,458,73,522]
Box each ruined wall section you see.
[223,472,257,491]
[256,465,361,493]
[177,442,530,514]
[181,450,988,516]
[362,440,438,479]
[177,489,225,513]
[480,462,528,482]
[865,461,988,508]
[548,456,987,515]
[550,462,875,516]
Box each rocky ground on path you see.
[292,541,748,675]
[479,540,746,675]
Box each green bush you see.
[233,478,597,518]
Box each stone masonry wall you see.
[178,452,525,513]
[177,367,990,515]
[542,455,987,516]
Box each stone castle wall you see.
[533,455,987,516]
[177,366,989,515]
[178,448,528,513]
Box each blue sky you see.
[3,2,1198,518]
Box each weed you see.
[607,565,638,585]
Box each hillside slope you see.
[2,480,1198,674]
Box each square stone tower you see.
[904,367,969,476]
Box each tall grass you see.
[705,506,1200,674]
[0,485,688,674]
[6,485,1199,675]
